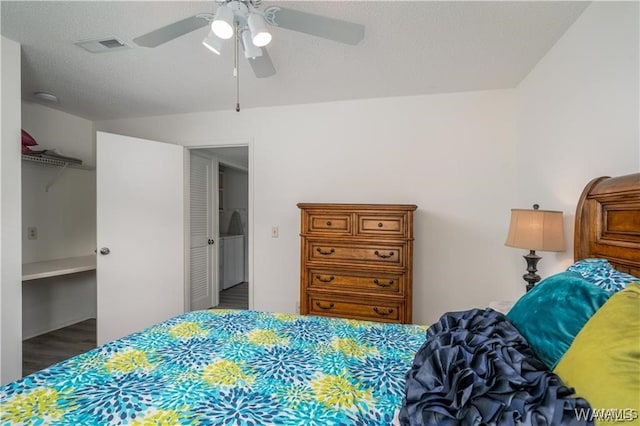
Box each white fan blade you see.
[265,6,364,45]
[134,15,210,48]
[248,49,276,78]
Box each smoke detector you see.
[33,92,58,103]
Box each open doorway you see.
[188,146,250,311]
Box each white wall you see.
[1,35,23,384]
[91,2,639,327]
[21,103,96,339]
[22,102,95,167]
[22,272,96,339]
[97,89,519,325]
[515,1,639,278]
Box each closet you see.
[21,103,97,362]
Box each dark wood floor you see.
[22,283,248,376]
[215,282,249,309]
[22,318,96,376]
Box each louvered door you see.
[190,154,215,310]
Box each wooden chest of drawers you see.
[298,203,417,323]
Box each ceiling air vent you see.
[75,37,131,53]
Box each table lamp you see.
[505,204,565,292]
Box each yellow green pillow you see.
[554,283,640,422]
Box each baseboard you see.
[22,314,96,341]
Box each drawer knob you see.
[326,221,332,226]
[373,279,394,287]
[373,307,394,316]
[374,250,394,259]
[378,222,383,228]
[316,247,335,256]
[316,275,335,283]
[315,301,335,310]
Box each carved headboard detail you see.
[574,173,640,277]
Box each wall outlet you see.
[27,226,38,240]
[271,226,279,238]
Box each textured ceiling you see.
[1,1,589,121]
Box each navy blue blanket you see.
[399,309,592,425]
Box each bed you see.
[399,173,640,425]
[1,311,429,425]
[2,173,639,425]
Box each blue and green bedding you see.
[1,309,428,425]
[399,262,639,426]
[4,262,630,425]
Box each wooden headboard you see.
[575,173,640,277]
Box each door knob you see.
[99,247,110,255]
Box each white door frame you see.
[184,140,253,312]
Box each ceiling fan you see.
[133,0,365,81]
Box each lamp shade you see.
[505,208,565,252]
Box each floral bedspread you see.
[1,309,427,425]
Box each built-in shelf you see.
[22,154,94,170]
[22,255,96,281]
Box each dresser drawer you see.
[308,295,402,323]
[308,241,404,267]
[308,269,403,294]
[304,212,352,235]
[356,213,406,237]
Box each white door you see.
[97,132,185,345]
[190,153,216,310]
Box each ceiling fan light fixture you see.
[241,29,262,59]
[212,5,234,40]
[248,13,271,47]
[202,31,223,55]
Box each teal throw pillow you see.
[507,271,611,369]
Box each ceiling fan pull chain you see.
[234,21,241,112]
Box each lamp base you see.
[522,250,541,292]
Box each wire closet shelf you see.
[22,155,94,170]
